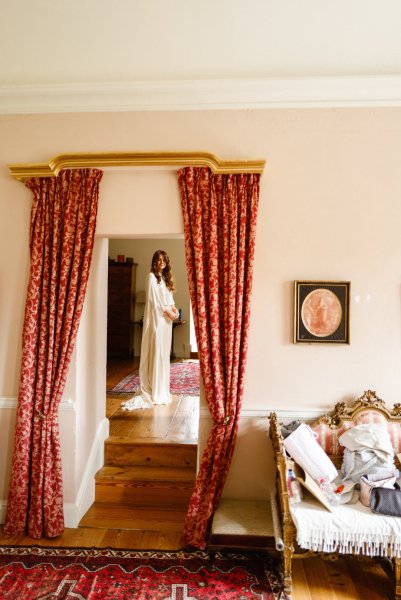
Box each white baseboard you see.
[64,417,109,528]
[0,417,109,528]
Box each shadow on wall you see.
[220,417,272,500]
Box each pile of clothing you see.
[340,423,400,514]
[282,420,401,515]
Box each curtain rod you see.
[8,152,266,182]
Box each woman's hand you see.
[163,308,177,321]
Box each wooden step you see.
[104,437,197,468]
[79,502,187,532]
[96,465,196,483]
[94,465,195,507]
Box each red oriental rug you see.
[108,360,200,397]
[0,546,289,599]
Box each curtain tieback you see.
[36,409,56,422]
[214,414,232,427]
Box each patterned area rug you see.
[108,360,200,396]
[0,546,289,599]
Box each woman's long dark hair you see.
[151,250,176,292]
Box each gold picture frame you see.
[294,281,350,344]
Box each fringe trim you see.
[297,529,401,557]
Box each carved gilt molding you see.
[8,151,266,182]
[319,389,401,429]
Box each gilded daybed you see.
[269,390,401,598]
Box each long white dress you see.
[122,272,175,410]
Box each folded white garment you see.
[339,424,393,462]
[340,423,395,482]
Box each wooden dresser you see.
[107,261,137,358]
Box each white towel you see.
[290,496,401,557]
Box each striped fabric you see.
[312,410,401,457]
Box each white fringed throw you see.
[290,496,401,557]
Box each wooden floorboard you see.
[106,365,199,444]
[0,525,183,550]
[106,357,140,390]
[291,556,394,600]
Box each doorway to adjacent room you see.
[80,236,199,536]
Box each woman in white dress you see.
[122,250,178,410]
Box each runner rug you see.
[108,360,200,396]
[0,546,289,599]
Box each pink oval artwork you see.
[301,288,342,337]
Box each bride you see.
[122,250,178,410]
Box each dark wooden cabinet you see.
[107,262,137,358]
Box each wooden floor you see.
[0,526,394,599]
[292,556,394,600]
[105,356,199,441]
[0,525,182,551]
[106,355,141,390]
[0,359,395,598]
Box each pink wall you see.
[1,107,401,506]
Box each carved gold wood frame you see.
[8,152,266,182]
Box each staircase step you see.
[79,502,187,532]
[94,465,195,507]
[96,465,196,483]
[104,437,197,468]
[95,480,194,508]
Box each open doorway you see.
[105,237,199,426]
[107,238,191,369]
[79,236,199,533]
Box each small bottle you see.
[287,468,302,504]
[319,478,340,505]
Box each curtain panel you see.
[4,169,103,539]
[178,166,260,549]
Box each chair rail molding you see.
[1,76,401,114]
[0,397,75,411]
[199,406,325,421]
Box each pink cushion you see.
[312,422,351,456]
[311,409,401,457]
[355,410,387,425]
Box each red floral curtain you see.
[4,169,103,539]
[178,166,260,549]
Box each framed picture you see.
[294,281,350,344]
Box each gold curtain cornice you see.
[8,152,266,182]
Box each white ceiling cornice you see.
[1,76,401,115]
